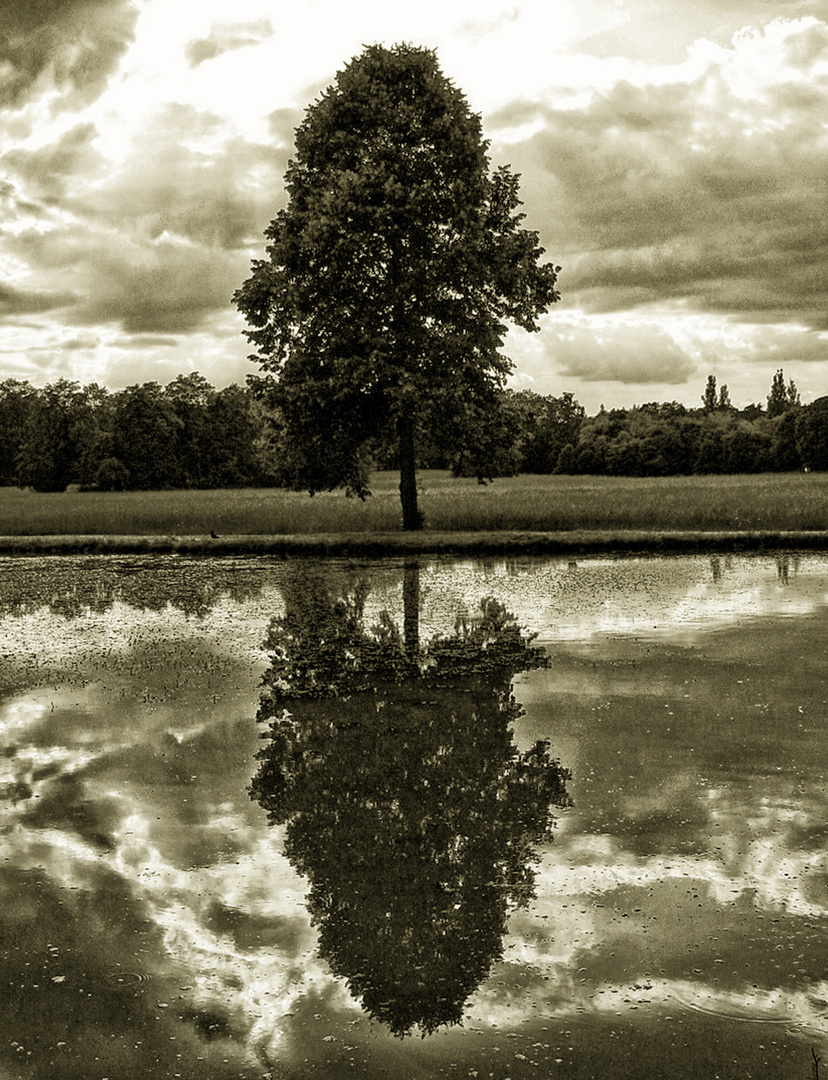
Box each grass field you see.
[1,471,827,537]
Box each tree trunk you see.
[397,415,423,530]
[402,559,420,661]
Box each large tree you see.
[234,44,560,529]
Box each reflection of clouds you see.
[705,787,828,919]
[2,554,828,1071]
[477,766,828,1027]
[472,971,828,1043]
[2,774,350,1070]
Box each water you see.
[1,552,827,1079]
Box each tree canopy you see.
[234,43,560,528]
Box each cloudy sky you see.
[1,0,826,412]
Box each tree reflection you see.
[0,559,265,618]
[251,562,571,1037]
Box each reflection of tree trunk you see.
[398,415,422,531]
[403,560,420,660]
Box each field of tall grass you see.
[1,471,827,536]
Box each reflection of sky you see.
[2,553,828,1077]
[399,553,828,642]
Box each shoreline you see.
[1,530,827,557]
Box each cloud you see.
[4,213,245,334]
[538,317,698,385]
[114,334,181,350]
[74,234,246,334]
[2,101,291,337]
[0,282,75,316]
[577,0,823,63]
[0,0,139,111]
[185,20,274,68]
[493,17,828,333]
[2,123,102,203]
[79,104,291,250]
[60,332,100,351]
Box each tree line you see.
[482,370,825,480]
[0,372,277,492]
[1,367,825,493]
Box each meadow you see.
[1,471,827,537]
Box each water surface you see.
[1,552,827,1079]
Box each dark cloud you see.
[3,122,102,203]
[114,334,181,349]
[0,0,139,111]
[185,20,274,68]
[4,209,242,334]
[61,333,100,350]
[494,18,828,332]
[72,238,247,333]
[0,282,75,316]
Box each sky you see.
[1,0,826,413]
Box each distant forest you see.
[1,369,826,492]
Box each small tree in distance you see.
[702,375,718,413]
[767,368,801,418]
[234,43,560,529]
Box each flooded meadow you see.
[1,552,827,1079]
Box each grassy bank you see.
[2,471,827,539]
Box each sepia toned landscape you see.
[3,1,828,1078]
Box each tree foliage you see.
[767,368,801,418]
[0,379,36,486]
[1,376,275,492]
[795,395,828,470]
[234,43,560,528]
[16,379,87,492]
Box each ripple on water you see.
[104,969,150,987]
[670,984,828,1027]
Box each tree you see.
[767,368,800,418]
[702,374,718,414]
[769,409,802,471]
[234,44,560,529]
[205,384,269,486]
[504,389,585,474]
[0,379,36,486]
[796,396,828,470]
[72,383,114,489]
[767,369,787,418]
[111,383,182,489]
[717,382,732,411]
[16,379,87,492]
[164,373,216,487]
